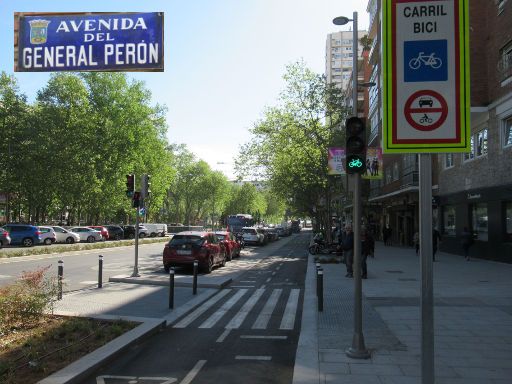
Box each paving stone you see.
[350,363,403,376]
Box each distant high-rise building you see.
[325,30,368,91]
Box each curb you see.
[37,318,165,384]
[108,275,232,289]
[292,253,319,384]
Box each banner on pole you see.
[328,147,345,175]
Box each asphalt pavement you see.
[34,233,512,384]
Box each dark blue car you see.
[2,224,42,247]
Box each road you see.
[83,232,310,384]
[0,242,166,291]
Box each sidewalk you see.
[294,241,512,384]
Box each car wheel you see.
[44,238,52,245]
[65,237,75,244]
[221,252,227,267]
[87,236,95,243]
[115,234,122,240]
[0,241,3,249]
[23,238,34,247]
[129,233,135,239]
[139,233,146,238]
[203,256,214,274]
[226,249,232,261]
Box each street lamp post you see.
[333,11,370,360]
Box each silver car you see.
[51,226,81,244]
[69,227,102,243]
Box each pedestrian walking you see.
[432,228,442,261]
[413,231,419,255]
[383,225,392,246]
[361,227,374,279]
[343,224,354,278]
[461,227,473,261]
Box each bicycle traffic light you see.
[141,174,151,199]
[345,116,366,175]
[132,191,141,208]
[126,174,135,198]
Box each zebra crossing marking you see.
[235,355,272,361]
[252,289,282,329]
[173,289,231,328]
[216,328,231,343]
[199,289,247,328]
[240,335,288,340]
[225,288,265,329]
[279,289,300,330]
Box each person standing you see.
[361,227,374,278]
[432,227,442,261]
[461,227,473,261]
[343,224,354,278]
[413,231,420,255]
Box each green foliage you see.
[0,266,58,334]
[235,61,350,223]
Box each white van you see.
[143,223,167,237]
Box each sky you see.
[0,0,370,179]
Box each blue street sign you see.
[16,12,164,72]
[404,39,447,82]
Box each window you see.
[443,205,456,236]
[471,203,488,241]
[499,40,512,81]
[463,129,487,161]
[476,129,488,156]
[504,116,512,147]
[444,153,454,169]
[392,162,399,181]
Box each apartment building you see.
[326,30,367,91]
[360,0,512,262]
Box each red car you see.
[88,226,109,241]
[215,231,241,261]
[163,231,226,274]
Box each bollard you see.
[193,260,198,295]
[98,255,103,288]
[169,268,175,309]
[317,268,324,312]
[57,260,63,300]
[315,263,321,297]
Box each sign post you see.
[383,1,470,383]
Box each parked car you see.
[263,227,279,242]
[122,225,149,239]
[51,226,81,244]
[215,231,241,260]
[0,228,11,248]
[88,226,109,241]
[163,231,226,273]
[69,227,102,243]
[2,224,42,247]
[241,227,265,245]
[104,225,124,241]
[38,226,57,245]
[144,223,167,237]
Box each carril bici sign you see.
[15,12,164,72]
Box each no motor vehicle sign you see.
[382,0,470,153]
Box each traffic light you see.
[126,174,135,198]
[141,174,151,199]
[345,116,366,175]
[132,191,141,208]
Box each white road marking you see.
[230,285,255,288]
[260,284,266,289]
[280,289,300,330]
[0,274,12,279]
[96,376,177,384]
[199,289,247,328]
[216,328,232,343]
[180,360,207,384]
[173,290,231,328]
[252,289,282,329]
[272,271,276,276]
[239,280,256,283]
[265,277,271,283]
[235,355,272,361]
[79,281,98,285]
[226,288,265,329]
[240,335,288,340]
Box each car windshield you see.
[169,235,204,246]
[216,235,226,241]
[243,228,256,234]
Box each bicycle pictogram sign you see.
[404,90,448,131]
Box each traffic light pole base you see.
[346,332,371,359]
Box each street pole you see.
[346,11,370,360]
[132,204,140,277]
[419,153,434,383]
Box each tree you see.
[235,61,350,233]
